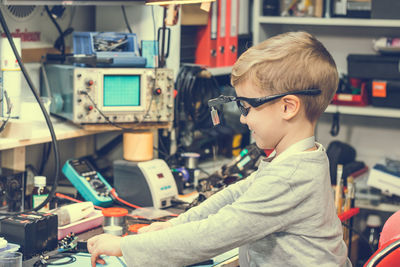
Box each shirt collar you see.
[264,136,316,164]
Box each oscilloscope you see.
[42,64,174,124]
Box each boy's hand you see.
[137,221,172,234]
[87,233,123,267]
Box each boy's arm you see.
[120,172,303,266]
[169,172,256,226]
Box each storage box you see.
[73,32,146,67]
[372,0,400,19]
[370,80,400,108]
[347,54,400,80]
[332,82,369,106]
[181,4,209,25]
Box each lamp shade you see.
[145,0,215,5]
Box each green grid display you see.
[103,75,140,106]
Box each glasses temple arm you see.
[208,95,237,107]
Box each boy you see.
[88,31,351,266]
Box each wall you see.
[317,114,400,167]
[0,5,98,188]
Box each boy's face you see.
[235,80,286,150]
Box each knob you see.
[153,88,162,95]
[86,80,94,86]
[87,105,94,111]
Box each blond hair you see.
[231,31,338,122]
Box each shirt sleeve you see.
[169,172,256,226]
[120,170,301,267]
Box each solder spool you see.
[123,131,154,162]
[102,207,128,236]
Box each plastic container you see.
[58,210,103,240]
[0,251,22,267]
[102,207,128,236]
[73,32,146,67]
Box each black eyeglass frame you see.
[236,89,321,116]
[208,89,322,117]
[236,89,321,107]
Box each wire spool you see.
[123,131,154,162]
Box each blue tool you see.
[62,159,113,207]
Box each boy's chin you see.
[253,141,274,154]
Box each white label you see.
[33,194,49,212]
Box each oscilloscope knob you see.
[153,88,162,96]
[86,80,94,87]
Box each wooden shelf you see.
[355,199,400,213]
[258,16,400,27]
[325,105,400,119]
[81,122,172,131]
[0,117,171,151]
[208,66,232,76]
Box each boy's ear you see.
[280,95,301,120]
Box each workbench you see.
[0,116,171,172]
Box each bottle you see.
[366,215,381,251]
[357,214,382,265]
[31,176,50,212]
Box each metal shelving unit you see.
[325,105,400,119]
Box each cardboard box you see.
[181,4,209,25]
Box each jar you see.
[102,207,128,236]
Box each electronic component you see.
[0,168,25,212]
[368,164,400,197]
[0,212,58,260]
[41,64,174,124]
[62,159,113,207]
[113,159,178,209]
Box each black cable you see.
[121,6,133,33]
[33,254,76,267]
[39,142,52,175]
[342,221,375,255]
[330,111,340,136]
[197,167,210,177]
[0,8,60,214]
[44,6,66,57]
[174,65,221,151]
[0,90,11,133]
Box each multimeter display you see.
[71,161,92,174]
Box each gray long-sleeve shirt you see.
[120,138,351,266]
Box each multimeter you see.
[62,159,113,207]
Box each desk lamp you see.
[145,0,215,67]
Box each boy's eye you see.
[238,100,250,108]
[236,100,251,116]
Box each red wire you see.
[110,188,143,209]
[55,192,105,210]
[56,191,179,217]
[110,189,179,217]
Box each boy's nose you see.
[239,114,247,124]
